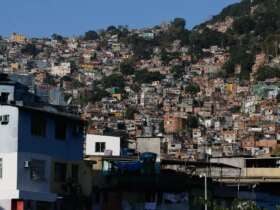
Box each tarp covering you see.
[114,161,143,171]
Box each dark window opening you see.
[0,115,9,125]
[95,142,105,153]
[55,118,67,140]
[30,160,46,181]
[71,164,79,182]
[31,114,46,137]
[0,92,9,103]
[54,162,67,182]
[145,192,157,202]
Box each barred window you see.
[30,160,46,181]
[95,142,105,153]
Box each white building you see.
[85,134,121,156]
[50,62,71,77]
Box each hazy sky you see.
[0,0,240,37]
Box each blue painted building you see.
[0,74,85,210]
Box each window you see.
[95,142,105,153]
[71,164,79,182]
[0,158,2,179]
[55,119,67,140]
[54,162,67,182]
[0,115,9,125]
[72,124,83,136]
[30,160,46,181]
[0,92,9,103]
[31,114,46,137]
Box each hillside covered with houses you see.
[0,0,280,161]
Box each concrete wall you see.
[245,168,280,177]
[85,134,120,156]
[136,137,161,160]
[210,157,245,168]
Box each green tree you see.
[186,115,199,129]
[210,0,251,22]
[233,16,256,34]
[254,11,280,37]
[223,46,255,80]
[51,33,64,42]
[120,60,135,75]
[256,66,280,81]
[21,44,40,57]
[263,34,280,57]
[185,83,200,95]
[157,17,189,47]
[91,87,110,102]
[277,93,280,102]
[160,50,181,65]
[84,30,99,40]
[107,25,118,34]
[172,18,186,31]
[102,74,125,89]
[134,69,163,84]
[128,35,155,59]
[171,65,185,79]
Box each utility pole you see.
[204,173,208,210]
[200,173,207,210]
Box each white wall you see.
[85,135,120,156]
[51,63,71,77]
[0,199,12,210]
[0,105,19,200]
[0,106,19,153]
[0,153,19,199]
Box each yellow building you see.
[10,33,26,43]
[10,63,21,71]
[225,83,233,95]
[112,111,123,118]
[81,63,94,71]
[112,93,122,101]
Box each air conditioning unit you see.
[24,161,31,168]
[104,150,113,156]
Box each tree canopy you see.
[185,83,200,95]
[256,66,280,81]
[84,30,99,40]
[120,60,135,75]
[102,74,125,89]
[134,69,164,84]
[21,44,40,57]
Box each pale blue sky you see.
[0,0,239,37]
